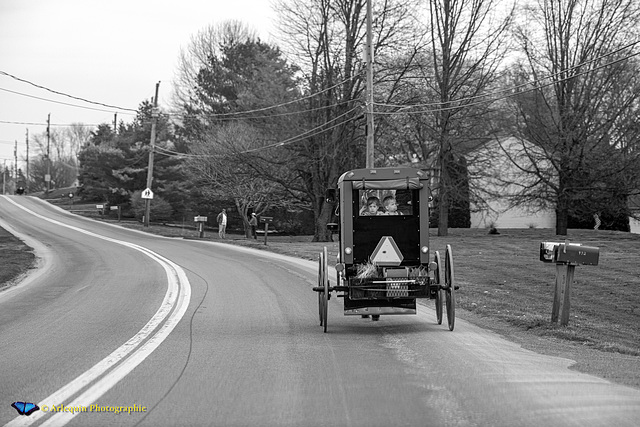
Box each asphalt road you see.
[1,195,640,427]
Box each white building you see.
[467,137,638,233]
[468,137,556,229]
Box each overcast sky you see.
[0,0,276,167]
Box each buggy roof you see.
[337,167,427,190]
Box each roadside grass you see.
[0,226,36,288]
[2,199,639,387]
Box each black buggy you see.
[313,167,458,332]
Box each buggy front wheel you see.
[315,247,330,332]
[317,251,324,326]
[434,251,444,325]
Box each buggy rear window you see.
[357,189,415,216]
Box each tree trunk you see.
[234,199,251,238]
[437,146,450,237]
[438,190,449,236]
[313,201,333,242]
[555,194,569,236]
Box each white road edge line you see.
[2,196,191,427]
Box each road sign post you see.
[141,187,154,226]
[144,82,160,228]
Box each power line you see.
[169,73,363,118]
[0,86,137,115]
[375,49,640,115]
[0,119,103,127]
[0,70,138,112]
[168,98,357,122]
[1,71,361,128]
[375,40,640,111]
[154,106,360,158]
[240,106,360,154]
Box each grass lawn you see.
[0,226,36,287]
[2,201,639,389]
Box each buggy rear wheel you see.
[320,247,329,333]
[317,251,324,326]
[445,245,456,331]
[434,251,444,325]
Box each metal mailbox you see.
[540,241,600,265]
[539,242,559,263]
[554,243,599,265]
[539,240,600,326]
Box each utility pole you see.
[25,129,29,193]
[46,114,51,194]
[144,82,160,228]
[2,160,6,195]
[365,0,375,168]
[113,113,117,135]
[14,140,18,177]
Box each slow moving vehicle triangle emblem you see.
[371,236,403,266]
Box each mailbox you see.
[554,243,599,266]
[540,240,599,326]
[194,216,208,222]
[260,216,273,223]
[539,242,559,263]
[540,241,600,265]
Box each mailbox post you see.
[260,216,273,245]
[194,216,208,238]
[110,205,121,221]
[540,241,599,326]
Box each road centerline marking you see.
[2,196,192,427]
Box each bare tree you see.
[505,0,640,235]
[274,0,422,241]
[184,122,293,236]
[418,0,513,236]
[31,126,82,189]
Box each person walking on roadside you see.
[248,212,258,239]
[217,209,227,239]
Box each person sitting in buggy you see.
[359,195,382,216]
[381,195,403,215]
